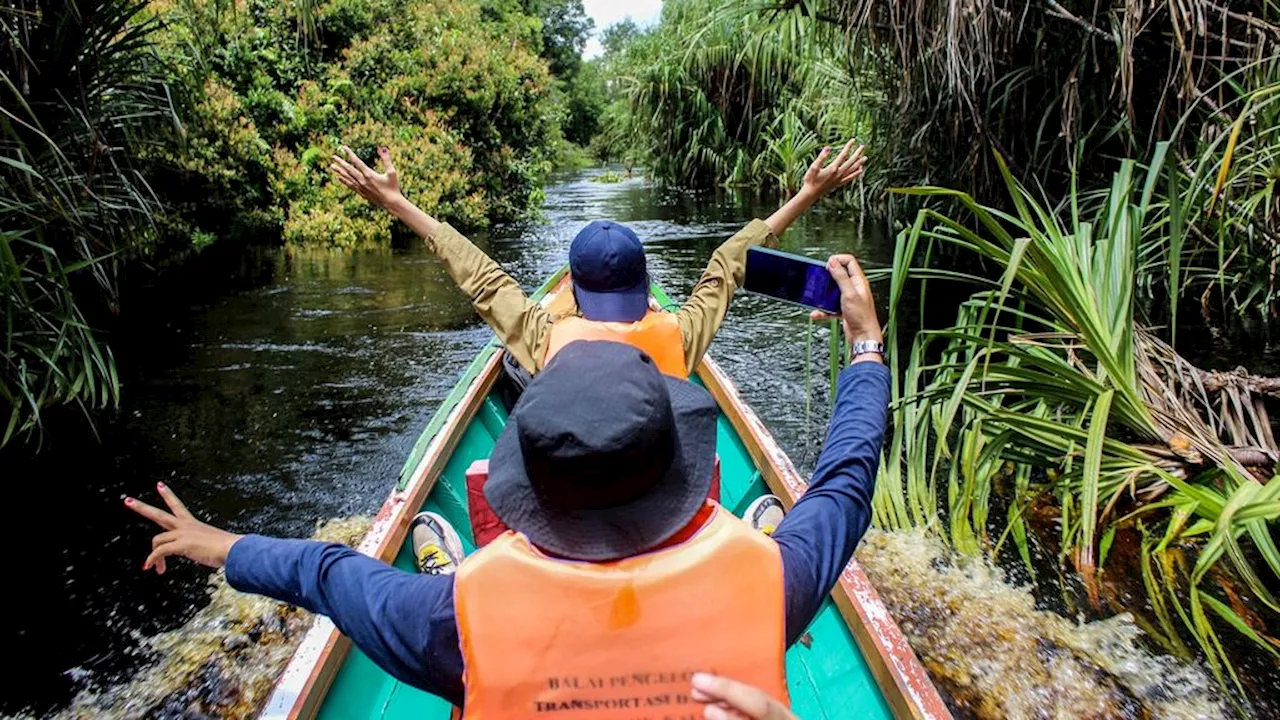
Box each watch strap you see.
[849,340,885,358]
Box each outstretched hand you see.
[692,673,798,720]
[330,146,402,211]
[764,139,869,237]
[809,253,882,360]
[125,483,241,575]
[800,139,868,198]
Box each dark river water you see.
[4,171,890,717]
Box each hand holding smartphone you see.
[743,247,842,314]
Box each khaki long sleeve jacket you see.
[424,220,777,374]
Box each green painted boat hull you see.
[265,271,935,720]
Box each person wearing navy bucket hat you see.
[483,341,719,560]
[123,252,891,718]
[327,140,868,382]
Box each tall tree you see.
[523,0,593,79]
[601,19,639,57]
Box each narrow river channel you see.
[6,170,1261,719]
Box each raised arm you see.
[330,146,551,372]
[764,139,867,238]
[769,254,887,645]
[674,219,775,372]
[125,486,465,705]
[676,141,869,372]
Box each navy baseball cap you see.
[568,220,649,322]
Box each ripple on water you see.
[294,308,338,318]
[213,342,341,354]
[16,517,372,720]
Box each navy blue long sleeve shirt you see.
[226,362,890,708]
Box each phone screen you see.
[743,247,841,314]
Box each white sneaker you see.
[410,511,465,575]
[743,494,786,536]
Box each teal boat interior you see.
[306,273,899,720]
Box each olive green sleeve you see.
[426,223,551,373]
[676,219,778,372]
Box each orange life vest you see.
[454,503,788,719]
[544,312,687,379]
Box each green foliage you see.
[598,0,872,196]
[881,152,1280,694]
[753,109,823,196]
[561,59,606,146]
[600,0,1279,210]
[494,0,598,147]
[278,118,481,246]
[588,105,640,173]
[834,0,1280,197]
[601,19,639,57]
[549,140,593,171]
[0,0,164,445]
[520,0,592,80]
[1159,65,1280,319]
[148,0,560,247]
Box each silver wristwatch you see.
[849,340,885,359]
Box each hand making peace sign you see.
[125,483,242,575]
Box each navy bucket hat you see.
[485,341,717,561]
[568,220,649,322]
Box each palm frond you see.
[882,150,1280,693]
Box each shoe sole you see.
[742,494,785,531]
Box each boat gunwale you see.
[263,347,504,720]
[692,354,951,720]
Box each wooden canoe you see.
[258,269,951,720]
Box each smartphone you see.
[743,247,841,314]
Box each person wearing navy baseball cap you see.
[567,220,650,322]
[329,140,868,379]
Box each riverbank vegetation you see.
[2,0,591,445]
[596,0,1278,204]
[880,152,1280,706]
[590,1,873,195]
[147,0,565,245]
[593,0,1280,713]
[2,0,156,447]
